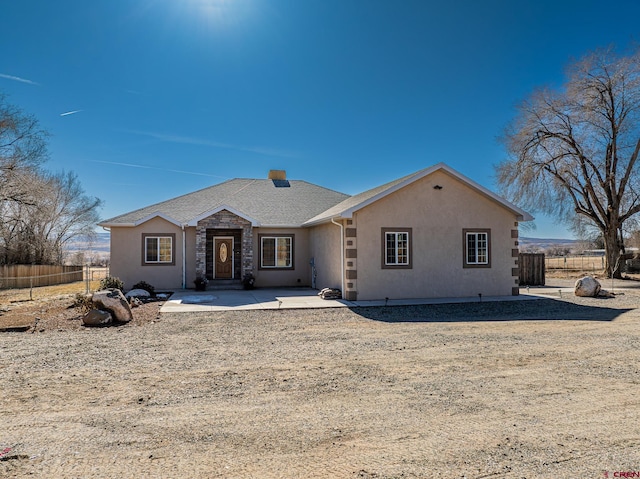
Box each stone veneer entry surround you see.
[196,210,253,280]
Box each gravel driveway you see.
[2,291,640,478]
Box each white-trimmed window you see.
[260,235,293,268]
[143,235,174,264]
[464,229,490,267]
[381,228,412,269]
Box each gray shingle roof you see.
[99,179,351,227]
[100,163,533,228]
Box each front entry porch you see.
[195,209,254,283]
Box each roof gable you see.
[304,163,534,225]
[186,205,260,227]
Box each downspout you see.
[182,225,186,289]
[101,226,110,275]
[330,217,345,295]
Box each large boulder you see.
[92,289,133,323]
[125,289,151,299]
[82,309,112,327]
[575,276,602,297]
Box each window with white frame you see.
[381,228,412,269]
[143,234,174,265]
[260,235,293,268]
[464,229,491,267]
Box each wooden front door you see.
[214,238,233,279]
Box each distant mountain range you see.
[519,237,579,249]
[66,232,110,254]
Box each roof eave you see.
[98,212,183,228]
[98,222,133,228]
[302,214,344,227]
[259,224,306,228]
[518,212,535,222]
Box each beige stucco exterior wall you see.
[252,227,311,287]
[109,217,186,291]
[353,170,519,300]
[308,222,343,291]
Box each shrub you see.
[194,276,208,291]
[72,293,94,313]
[132,281,156,296]
[242,273,255,290]
[99,276,124,291]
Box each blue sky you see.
[2,0,639,239]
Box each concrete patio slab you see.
[160,287,546,313]
[161,276,640,313]
[160,288,354,312]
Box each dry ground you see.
[1,288,640,478]
[0,281,164,332]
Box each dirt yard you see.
[2,290,640,478]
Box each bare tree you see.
[0,95,102,265]
[34,171,103,264]
[497,47,640,278]
[0,93,48,204]
[0,171,103,265]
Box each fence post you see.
[85,263,90,294]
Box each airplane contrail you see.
[90,160,229,179]
[0,73,39,85]
[124,129,300,159]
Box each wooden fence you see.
[519,253,545,286]
[0,265,83,289]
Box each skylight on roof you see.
[272,179,290,188]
